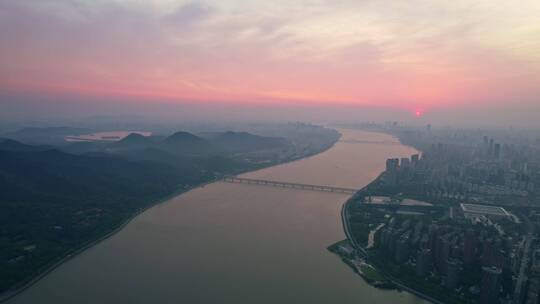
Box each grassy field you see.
[360,264,385,282]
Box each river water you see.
[9,129,427,304]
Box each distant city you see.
[333,123,540,304]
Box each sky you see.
[1,0,540,123]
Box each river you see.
[8,129,427,304]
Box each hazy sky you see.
[1,0,540,120]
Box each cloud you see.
[0,0,539,110]
[165,1,214,28]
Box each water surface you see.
[9,129,427,304]
[65,131,152,142]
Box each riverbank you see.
[339,174,446,304]
[336,144,457,303]
[327,240,395,289]
[7,128,429,304]
[0,182,205,303]
[1,134,341,304]
[334,129,447,304]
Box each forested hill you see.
[0,133,265,296]
[0,142,209,295]
[0,126,340,297]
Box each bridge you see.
[339,139,400,145]
[222,176,358,195]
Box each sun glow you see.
[1,1,540,110]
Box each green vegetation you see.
[359,264,385,282]
[0,148,208,294]
[370,251,475,304]
[0,125,340,297]
[348,204,389,246]
[327,239,351,252]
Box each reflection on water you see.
[10,129,427,304]
[65,131,152,142]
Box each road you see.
[514,213,535,303]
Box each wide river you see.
[9,129,427,304]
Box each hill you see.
[160,131,215,155]
[113,133,153,149]
[0,145,205,294]
[0,138,51,152]
[0,124,340,297]
[2,127,92,145]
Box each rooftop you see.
[460,203,511,217]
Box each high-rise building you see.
[526,277,540,304]
[385,158,400,186]
[416,249,432,277]
[480,266,502,304]
[386,158,399,172]
[446,259,462,290]
[411,154,420,166]
[435,235,451,274]
[395,237,410,263]
[494,143,501,159]
[401,157,411,168]
[463,229,478,266]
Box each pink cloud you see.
[1,0,539,112]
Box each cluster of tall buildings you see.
[384,153,421,188]
[483,136,502,160]
[362,127,540,303]
[373,215,517,303]
[380,135,538,206]
[343,125,540,303]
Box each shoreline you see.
[0,135,341,303]
[337,128,445,304]
[0,183,205,303]
[341,176,445,304]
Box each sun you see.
[415,109,423,118]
